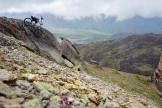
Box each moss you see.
[5,93,17,99]
[152,47,161,55]
[22,98,41,108]
[0,51,5,59]
[54,70,61,75]
[72,66,80,71]
[76,93,83,98]
[20,69,28,73]
[137,64,154,72]
[52,96,61,100]
[0,88,16,99]
[20,69,36,74]
[33,81,53,92]
[0,64,5,69]
[129,48,147,55]
[12,66,18,71]
[120,104,126,108]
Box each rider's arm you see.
[39,20,43,25]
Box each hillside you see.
[0,29,159,108]
[0,17,161,108]
[86,64,162,107]
[0,16,84,69]
[78,33,162,76]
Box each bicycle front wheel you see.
[24,18,32,26]
[34,29,43,38]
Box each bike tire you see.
[24,18,32,26]
[34,29,43,38]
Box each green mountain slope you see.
[86,64,162,107]
[78,33,162,76]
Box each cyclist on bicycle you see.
[31,15,44,26]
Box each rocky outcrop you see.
[60,37,85,69]
[0,17,63,64]
[0,17,85,69]
[155,53,162,96]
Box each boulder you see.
[0,17,63,64]
[0,97,24,108]
[0,69,17,81]
[47,96,61,108]
[154,52,162,95]
[60,37,85,69]
[22,98,42,108]
[16,80,32,90]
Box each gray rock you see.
[104,101,120,108]
[47,96,61,108]
[13,86,27,97]
[40,90,51,100]
[61,89,70,95]
[42,100,49,108]
[73,100,81,106]
[33,81,52,92]
[0,81,16,98]
[37,67,48,75]
[64,59,74,68]
[0,97,24,108]
[0,69,17,81]
[16,80,32,90]
[47,87,60,94]
[22,98,42,108]
[60,37,85,68]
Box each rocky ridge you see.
[0,17,84,69]
[0,32,159,107]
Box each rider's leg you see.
[31,16,37,26]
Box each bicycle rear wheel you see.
[24,18,32,26]
[34,29,43,38]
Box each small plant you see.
[59,96,69,105]
[20,69,28,73]
[58,96,74,108]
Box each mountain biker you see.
[31,15,44,26]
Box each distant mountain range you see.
[1,13,162,34]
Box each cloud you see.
[1,0,162,21]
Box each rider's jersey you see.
[31,15,43,25]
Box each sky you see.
[0,0,162,21]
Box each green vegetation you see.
[0,51,5,69]
[86,64,162,107]
[0,51,4,59]
[152,47,161,55]
[78,34,162,75]
[129,48,147,55]
[137,64,154,72]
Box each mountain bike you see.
[24,17,43,38]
